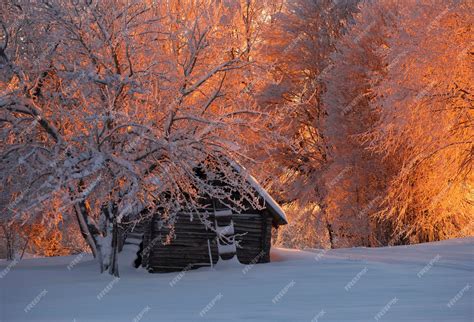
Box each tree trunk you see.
[99,203,120,277]
[74,201,99,258]
[325,216,335,249]
[72,197,121,276]
[20,238,29,260]
[108,219,120,277]
[316,186,335,249]
[6,234,15,260]
[1,224,15,261]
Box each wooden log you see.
[148,263,213,273]
[149,255,214,262]
[148,259,216,267]
[234,223,262,229]
[156,223,213,230]
[155,223,212,230]
[151,247,217,254]
[234,223,263,229]
[233,215,263,221]
[152,246,215,253]
[149,257,212,263]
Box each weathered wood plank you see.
[142,205,274,272]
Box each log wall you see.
[145,213,218,273]
[143,210,273,272]
[234,212,272,264]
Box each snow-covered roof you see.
[231,161,288,226]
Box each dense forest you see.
[0,0,472,273]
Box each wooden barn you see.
[123,170,288,273]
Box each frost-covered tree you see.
[254,0,360,248]
[0,0,266,274]
[364,0,474,242]
[321,0,398,247]
[322,0,473,246]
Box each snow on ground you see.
[1,238,473,322]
